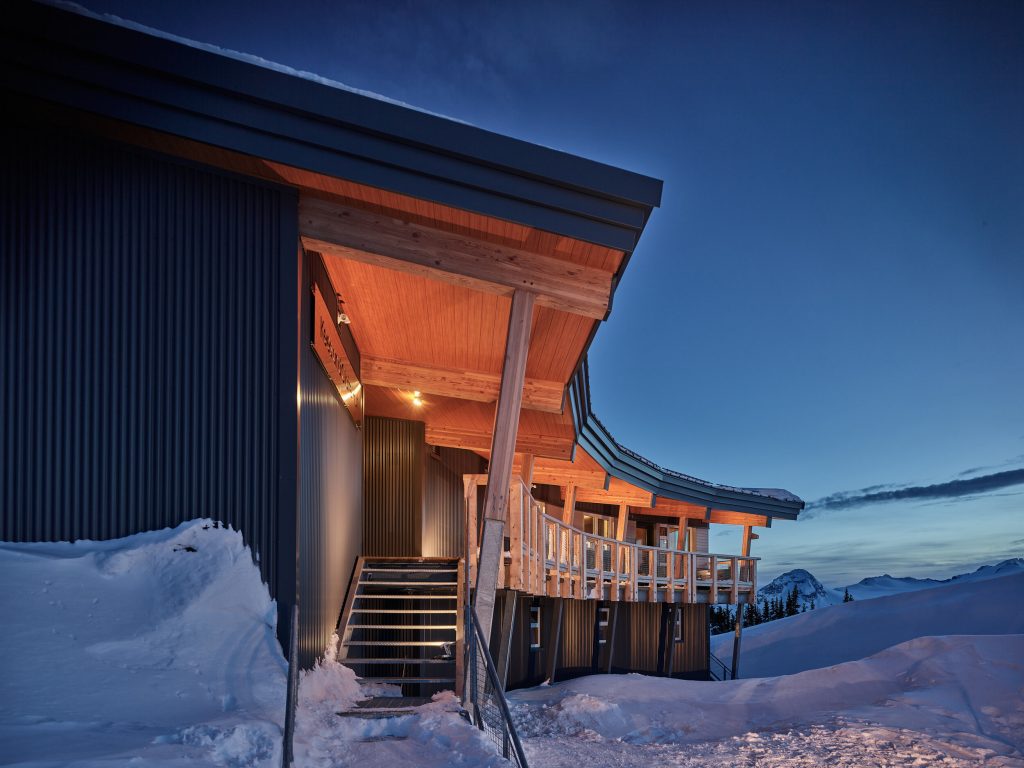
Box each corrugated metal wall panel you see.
[559,599,597,672]
[0,128,293,604]
[363,417,423,557]
[297,249,363,668]
[422,446,483,558]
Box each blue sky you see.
[83,0,1024,586]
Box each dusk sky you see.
[79,0,1023,586]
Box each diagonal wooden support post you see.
[473,289,535,649]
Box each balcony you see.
[468,477,758,605]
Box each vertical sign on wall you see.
[311,283,363,424]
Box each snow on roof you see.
[44,0,470,124]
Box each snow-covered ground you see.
[713,571,1024,677]
[0,522,500,767]
[4,522,1023,766]
[509,633,1024,767]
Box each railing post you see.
[730,556,739,605]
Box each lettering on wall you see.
[312,283,363,424]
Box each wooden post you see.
[497,592,517,690]
[521,453,535,488]
[508,482,523,591]
[616,503,629,541]
[465,477,479,587]
[732,525,757,680]
[474,289,535,646]
[562,482,577,524]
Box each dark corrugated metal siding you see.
[297,248,363,668]
[363,417,423,557]
[423,446,483,558]
[0,127,296,614]
[501,594,709,689]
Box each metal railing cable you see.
[465,603,529,768]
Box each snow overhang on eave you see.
[569,360,805,520]
[1,2,663,276]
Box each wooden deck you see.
[466,476,758,605]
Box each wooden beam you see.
[362,355,564,414]
[426,425,572,460]
[529,467,606,490]
[575,488,654,507]
[474,289,535,645]
[300,196,612,319]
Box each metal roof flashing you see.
[569,359,804,520]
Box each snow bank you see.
[510,634,1024,766]
[0,520,287,766]
[713,570,1024,677]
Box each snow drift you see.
[713,570,1024,677]
[510,634,1024,766]
[0,520,287,766]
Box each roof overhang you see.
[1,1,662,285]
[568,358,805,520]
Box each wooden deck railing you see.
[467,475,758,605]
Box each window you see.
[597,606,610,645]
[530,604,542,649]
[674,607,683,643]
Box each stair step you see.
[343,658,455,665]
[363,568,459,573]
[354,595,456,600]
[361,677,455,684]
[350,609,457,614]
[347,625,457,630]
[359,581,457,587]
[344,640,447,647]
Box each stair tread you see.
[347,625,457,630]
[345,640,448,647]
[359,581,457,587]
[363,568,459,573]
[354,595,456,600]
[361,677,455,683]
[350,609,457,614]
[342,658,455,664]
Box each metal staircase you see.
[336,557,462,696]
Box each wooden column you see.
[562,482,577,524]
[732,525,757,680]
[520,453,535,488]
[474,289,535,646]
[616,503,629,541]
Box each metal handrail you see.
[466,603,530,768]
[709,650,732,681]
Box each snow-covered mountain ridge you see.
[758,557,1024,610]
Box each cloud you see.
[805,467,1024,517]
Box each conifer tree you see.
[843,588,854,603]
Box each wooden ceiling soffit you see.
[425,425,572,461]
[361,356,564,414]
[299,196,612,319]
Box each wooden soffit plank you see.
[299,195,612,319]
[361,355,563,414]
